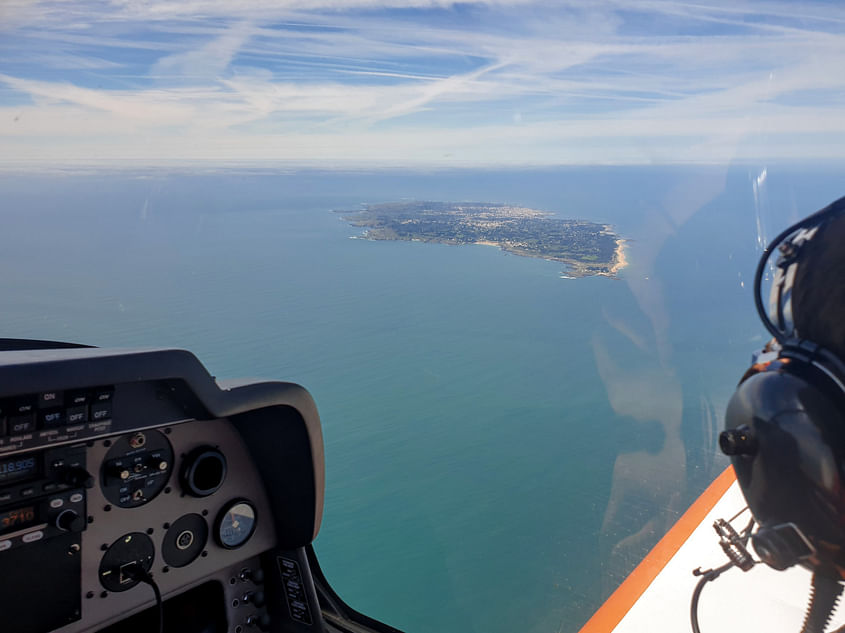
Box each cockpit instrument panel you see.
[0,341,329,633]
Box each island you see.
[335,201,627,278]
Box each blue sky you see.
[2,0,845,166]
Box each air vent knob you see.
[180,447,227,497]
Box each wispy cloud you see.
[2,0,845,165]
[151,21,256,80]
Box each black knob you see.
[246,614,271,631]
[240,567,265,584]
[719,426,757,456]
[56,509,84,532]
[63,467,94,489]
[243,591,266,608]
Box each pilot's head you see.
[791,208,845,359]
[722,196,845,578]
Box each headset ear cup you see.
[724,362,845,574]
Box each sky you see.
[2,0,845,166]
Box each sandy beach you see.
[609,238,629,275]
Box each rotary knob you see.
[55,509,84,532]
[239,567,265,584]
[243,591,266,608]
[246,614,271,631]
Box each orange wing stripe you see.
[577,465,737,633]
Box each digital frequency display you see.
[0,505,38,534]
[0,455,39,484]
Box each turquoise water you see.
[1,166,844,632]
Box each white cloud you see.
[151,21,256,80]
[3,0,845,165]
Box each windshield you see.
[3,2,845,632]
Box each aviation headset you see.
[721,195,845,578]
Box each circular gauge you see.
[215,499,257,549]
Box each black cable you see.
[690,561,736,633]
[124,563,164,633]
[691,518,757,633]
[753,196,845,343]
[728,505,750,524]
[754,213,818,341]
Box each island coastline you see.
[607,238,629,276]
[337,201,627,279]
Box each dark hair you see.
[792,211,845,359]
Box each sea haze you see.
[1,166,843,632]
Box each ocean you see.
[2,165,844,632]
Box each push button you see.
[40,409,65,428]
[10,398,36,434]
[12,399,35,416]
[8,415,35,435]
[66,406,87,424]
[66,392,89,407]
[94,389,113,403]
[22,531,43,544]
[90,403,112,421]
[38,391,64,408]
